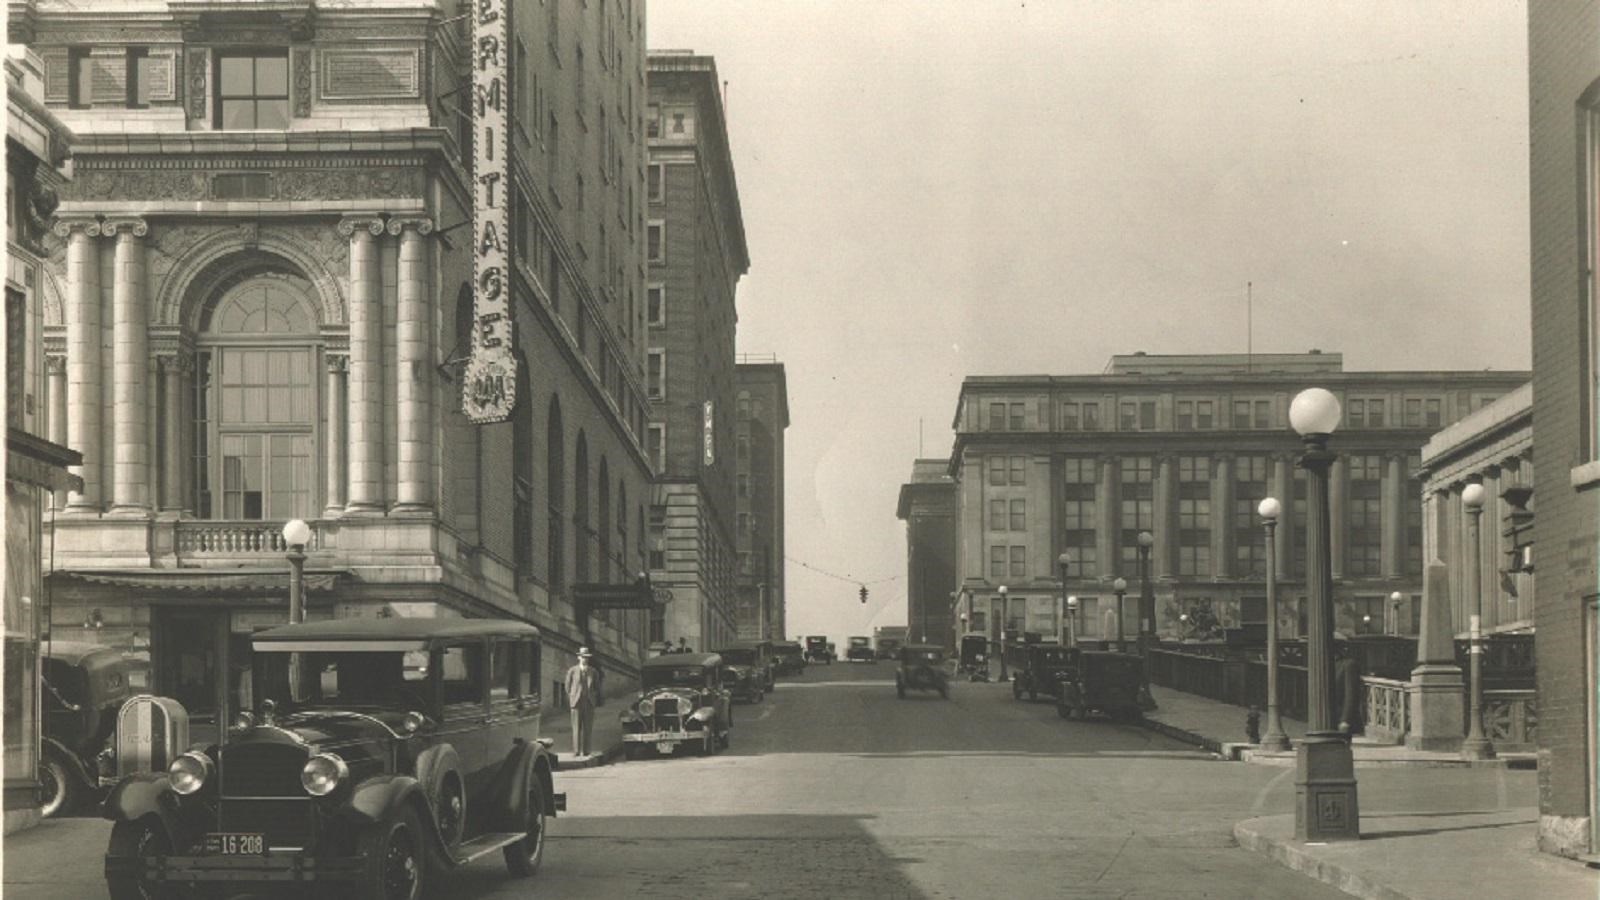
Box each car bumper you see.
[106,852,364,884]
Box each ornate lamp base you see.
[1294,733,1360,841]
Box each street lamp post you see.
[1259,496,1291,752]
[1111,578,1128,652]
[997,585,1009,681]
[1289,387,1359,841]
[1057,553,1072,646]
[1388,591,1403,636]
[1066,596,1079,648]
[281,519,312,625]
[1136,531,1155,645]
[1460,483,1496,760]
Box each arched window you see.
[547,396,565,592]
[195,271,319,519]
[574,432,590,583]
[597,457,611,584]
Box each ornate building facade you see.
[19,0,655,741]
[947,353,1529,648]
[897,459,957,650]
[642,51,748,654]
[734,358,788,640]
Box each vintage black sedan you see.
[804,635,834,665]
[620,654,732,758]
[102,618,563,900]
[1011,643,1077,702]
[895,644,950,699]
[1056,649,1146,723]
[770,640,807,676]
[710,645,765,703]
[39,641,134,817]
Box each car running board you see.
[452,833,528,866]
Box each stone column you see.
[159,354,187,512]
[1481,465,1502,627]
[1328,456,1347,582]
[1381,451,1405,579]
[1155,454,1176,579]
[389,217,435,514]
[57,218,101,512]
[1211,453,1233,579]
[324,354,348,515]
[1272,453,1292,580]
[1095,455,1116,580]
[46,356,68,509]
[342,217,386,514]
[106,219,150,514]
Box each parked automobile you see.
[621,654,732,758]
[38,641,133,817]
[715,641,775,691]
[874,637,903,661]
[1011,643,1076,702]
[770,641,807,676]
[957,633,990,682]
[804,636,834,665]
[845,636,875,663]
[711,645,765,702]
[1056,649,1146,723]
[895,644,949,699]
[102,618,563,900]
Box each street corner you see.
[1232,814,1411,900]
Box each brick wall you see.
[1527,0,1600,858]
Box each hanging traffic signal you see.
[859,585,868,604]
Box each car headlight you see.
[300,752,347,797]
[688,708,712,722]
[676,696,692,715]
[231,710,256,731]
[168,751,213,795]
[637,698,654,715]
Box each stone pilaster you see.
[1212,452,1233,579]
[46,355,68,509]
[389,216,434,514]
[324,354,348,515]
[57,217,101,512]
[341,216,386,514]
[106,218,150,515]
[1155,454,1176,579]
[1272,453,1292,580]
[1381,451,1405,579]
[1095,455,1116,580]
[158,353,188,512]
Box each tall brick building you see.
[642,51,748,653]
[1527,0,1600,860]
[947,353,1527,648]
[897,459,958,649]
[19,0,654,743]
[734,358,788,640]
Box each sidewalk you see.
[1140,685,1536,768]
[1137,685,1596,899]
[543,700,627,769]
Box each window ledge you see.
[1571,460,1600,490]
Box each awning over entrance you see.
[50,569,347,593]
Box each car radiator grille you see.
[218,799,312,850]
[653,698,680,719]
[220,742,307,797]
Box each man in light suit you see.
[564,647,600,758]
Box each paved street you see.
[5,662,1542,899]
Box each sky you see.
[647,0,1533,646]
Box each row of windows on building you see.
[986,395,1468,434]
[967,593,1418,638]
[985,454,1422,581]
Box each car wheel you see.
[720,726,731,750]
[896,682,905,699]
[356,806,425,900]
[503,776,546,877]
[938,685,949,700]
[701,730,717,756]
[106,817,182,900]
[1012,679,1024,700]
[1057,700,1070,719]
[38,751,76,819]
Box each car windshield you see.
[1037,648,1071,664]
[643,666,708,689]
[254,649,430,713]
[903,650,943,664]
[718,649,757,666]
[849,638,870,648]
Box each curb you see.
[552,739,625,771]
[1136,715,1226,755]
[1136,716,1539,770]
[1233,817,1413,900]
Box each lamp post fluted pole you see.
[1259,497,1291,752]
[1111,578,1128,652]
[282,519,312,625]
[1460,484,1496,760]
[997,585,1009,681]
[1290,388,1359,841]
[1057,553,1072,647]
[1135,530,1158,710]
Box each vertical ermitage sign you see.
[702,400,715,465]
[464,0,516,424]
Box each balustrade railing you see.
[1362,676,1411,744]
[1483,689,1537,752]
[175,521,319,556]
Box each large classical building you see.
[20,0,655,738]
[734,357,788,640]
[896,459,957,649]
[642,51,748,654]
[1527,0,1600,860]
[4,42,79,834]
[947,352,1528,650]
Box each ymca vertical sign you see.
[463,0,517,423]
